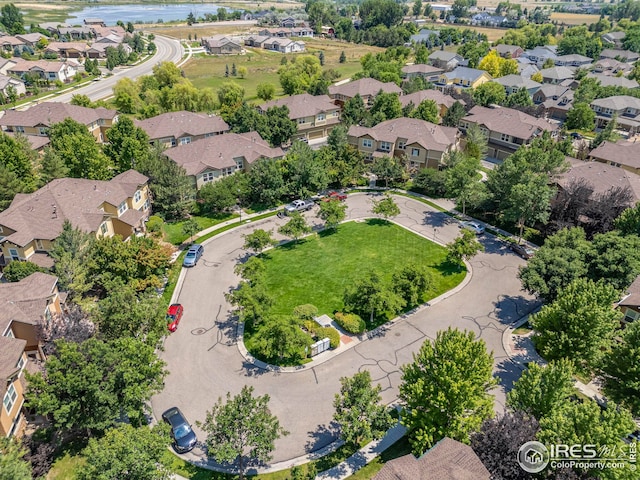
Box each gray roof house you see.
[493,74,542,95]
[134,111,229,147]
[601,31,626,47]
[523,45,558,66]
[590,95,640,134]
[599,48,640,63]
[553,53,593,67]
[586,73,639,89]
[427,50,464,71]
[538,66,575,84]
[590,139,640,175]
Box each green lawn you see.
[163,214,235,245]
[259,219,465,319]
[346,436,413,480]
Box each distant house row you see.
[200,33,306,54]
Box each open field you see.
[258,219,465,318]
[182,38,383,101]
[550,12,602,25]
[148,22,255,39]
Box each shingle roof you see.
[619,275,640,307]
[374,437,491,480]
[163,132,284,176]
[555,53,592,63]
[495,44,522,55]
[401,64,444,75]
[428,50,461,62]
[0,171,148,247]
[0,272,58,337]
[1,102,116,129]
[348,117,458,153]
[600,48,639,61]
[444,66,490,82]
[328,78,402,98]
[590,140,640,170]
[463,105,558,139]
[399,89,461,109]
[591,95,640,111]
[0,336,26,387]
[259,93,339,120]
[556,159,640,202]
[586,73,639,89]
[4,131,50,151]
[539,66,575,80]
[493,74,541,90]
[134,111,229,141]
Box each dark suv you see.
[162,407,197,453]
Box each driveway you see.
[151,193,538,465]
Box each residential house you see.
[553,54,593,68]
[0,170,151,267]
[279,16,297,28]
[460,105,558,160]
[427,50,464,71]
[91,25,127,41]
[599,48,640,63]
[84,18,106,27]
[522,45,558,67]
[347,117,459,169]
[434,66,492,93]
[1,102,118,142]
[7,59,78,83]
[538,66,575,85]
[516,57,539,77]
[470,12,508,26]
[262,38,305,53]
[5,132,50,152]
[39,22,69,36]
[591,58,631,75]
[590,139,640,175]
[321,26,335,37]
[201,35,243,54]
[45,42,89,59]
[0,74,26,98]
[601,31,626,48]
[58,26,93,40]
[401,64,444,83]
[163,132,284,189]
[617,276,640,324]
[0,273,64,437]
[532,84,572,105]
[328,78,402,108]
[373,437,491,480]
[410,29,440,44]
[586,73,639,89]
[15,33,46,48]
[590,96,640,135]
[244,35,270,48]
[86,42,132,59]
[0,36,24,52]
[0,58,17,75]
[493,74,541,96]
[258,27,313,38]
[399,89,462,118]
[94,33,124,45]
[258,93,340,141]
[494,44,524,59]
[135,111,230,148]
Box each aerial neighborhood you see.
[1,0,640,479]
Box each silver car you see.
[183,244,204,267]
[460,221,485,235]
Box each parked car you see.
[322,191,347,202]
[183,244,204,267]
[570,132,583,140]
[282,199,315,215]
[460,221,485,235]
[162,407,197,453]
[166,304,184,332]
[509,242,536,259]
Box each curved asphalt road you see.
[151,194,539,467]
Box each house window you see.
[202,172,216,182]
[143,199,150,211]
[180,137,191,145]
[117,201,127,215]
[411,148,420,157]
[134,190,142,203]
[16,355,24,372]
[317,113,325,121]
[380,141,392,152]
[100,222,108,235]
[0,226,3,233]
[3,383,17,414]
[500,133,510,142]
[298,118,306,124]
[4,328,14,338]
[398,141,406,150]
[9,248,19,260]
[234,159,244,170]
[170,139,177,147]
[38,127,47,136]
[362,139,373,148]
[15,126,24,133]
[36,239,44,250]
[623,308,640,324]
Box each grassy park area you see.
[259,219,465,319]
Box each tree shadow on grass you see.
[365,218,393,227]
[305,422,340,454]
[433,260,466,277]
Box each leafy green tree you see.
[409,99,439,123]
[39,147,69,185]
[50,221,93,298]
[137,145,193,220]
[0,3,25,34]
[0,131,38,190]
[506,87,533,107]
[0,436,31,480]
[278,212,312,242]
[412,0,423,16]
[318,143,365,188]
[359,0,404,28]
[616,203,640,236]
[48,118,113,180]
[317,199,347,230]
[247,159,285,207]
[182,218,199,243]
[472,82,506,106]
[372,193,400,219]
[341,94,368,127]
[71,93,94,107]
[531,278,621,371]
[255,317,313,363]
[446,229,484,267]
[592,114,620,148]
[343,271,405,323]
[234,256,265,283]
[256,82,276,101]
[264,105,297,147]
[217,81,245,110]
[565,102,596,131]
[278,55,322,95]
[104,117,150,173]
[243,229,277,254]
[600,320,640,416]
[333,370,394,447]
[369,92,402,124]
[587,231,640,292]
[197,386,288,480]
[392,263,432,306]
[504,172,554,242]
[507,359,574,420]
[442,101,466,127]
[372,155,405,188]
[283,141,329,198]
[400,328,496,455]
[26,337,166,433]
[463,124,488,160]
[445,155,481,215]
[79,424,170,480]
[339,50,347,63]
[478,50,517,78]
[226,280,273,326]
[2,261,48,282]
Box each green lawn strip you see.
[44,438,88,480]
[345,436,413,480]
[391,191,451,215]
[164,214,236,245]
[244,220,465,359]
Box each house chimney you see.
[51,204,57,219]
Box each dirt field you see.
[549,12,602,25]
[148,23,255,39]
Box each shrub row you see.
[334,312,366,334]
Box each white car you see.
[460,221,485,235]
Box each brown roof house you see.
[201,35,243,55]
[163,131,284,190]
[348,117,459,169]
[399,89,463,119]
[460,105,558,160]
[617,276,640,325]
[258,93,340,142]
[401,64,444,83]
[328,78,402,108]
[44,41,89,59]
[590,96,640,135]
[374,437,491,480]
[590,139,640,175]
[0,272,65,437]
[135,111,230,148]
[0,170,150,268]
[7,59,78,83]
[0,102,118,142]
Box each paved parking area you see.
[151,193,539,465]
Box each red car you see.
[166,304,184,332]
[322,191,347,202]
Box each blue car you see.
[183,244,204,267]
[162,407,197,453]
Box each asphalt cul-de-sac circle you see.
[151,193,538,465]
